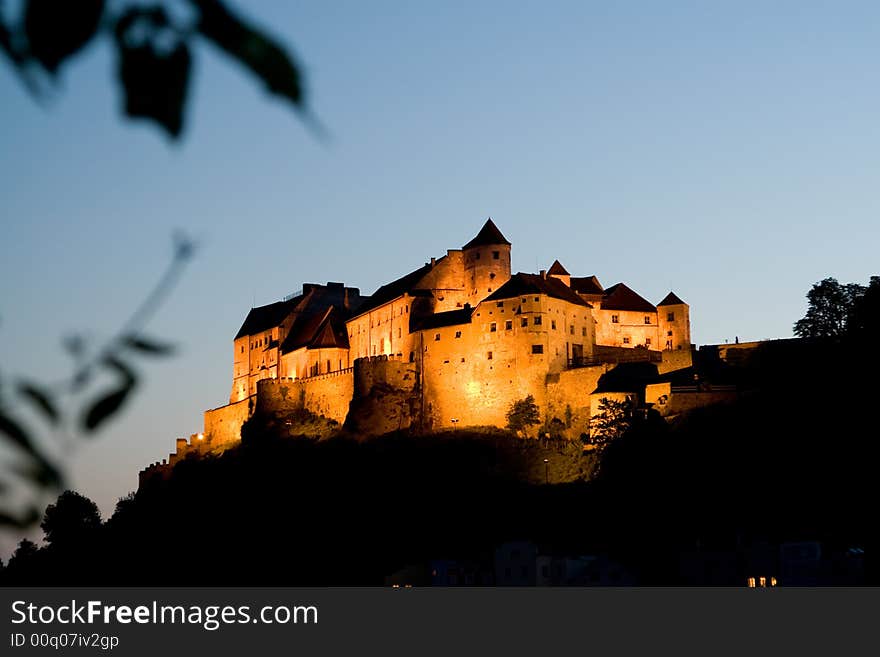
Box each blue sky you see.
[1,1,878,534]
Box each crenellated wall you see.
[257,369,354,424]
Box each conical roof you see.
[462,218,511,249]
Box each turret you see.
[547,260,571,287]
[657,292,691,351]
[462,218,511,305]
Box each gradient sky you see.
[1,1,878,544]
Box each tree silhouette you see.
[587,396,634,452]
[793,278,864,338]
[506,395,541,437]
[41,490,102,547]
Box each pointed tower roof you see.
[547,260,570,276]
[658,291,686,306]
[462,218,511,249]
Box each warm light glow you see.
[759,576,766,587]
[771,577,777,587]
[197,433,204,441]
[747,577,756,588]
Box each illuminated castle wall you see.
[144,219,694,473]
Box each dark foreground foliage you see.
[2,338,878,585]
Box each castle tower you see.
[547,260,571,287]
[462,218,511,305]
[657,292,691,351]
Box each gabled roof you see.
[353,261,436,318]
[281,307,349,353]
[412,308,473,332]
[234,299,297,339]
[484,273,592,307]
[658,291,686,306]
[462,218,511,249]
[601,283,657,313]
[547,260,570,276]
[570,275,604,296]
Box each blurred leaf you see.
[193,0,303,108]
[0,506,41,528]
[114,7,191,138]
[82,381,136,432]
[24,0,105,74]
[0,409,33,452]
[17,381,59,424]
[103,354,137,384]
[0,410,62,487]
[122,335,175,356]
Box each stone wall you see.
[204,397,253,450]
[347,356,419,435]
[657,347,694,374]
[257,369,355,424]
[544,365,608,438]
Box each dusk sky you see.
[1,1,878,539]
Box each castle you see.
[143,219,695,476]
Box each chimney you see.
[540,269,547,279]
[430,257,436,267]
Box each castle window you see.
[490,322,497,332]
[493,251,500,259]
[505,320,513,330]
[409,352,415,362]
[487,351,493,360]
[240,346,244,353]
[435,333,441,341]
[644,316,651,325]
[475,252,481,260]
[531,344,544,354]
[582,327,587,336]
[490,272,496,280]
[521,317,528,327]
[533,315,542,326]
[398,328,401,338]
[497,301,503,308]
[534,297,539,302]
[623,337,631,344]
[461,357,465,362]
[611,315,619,324]
[551,320,556,330]
[667,312,675,321]
[488,288,492,293]
[570,325,574,335]
[667,330,673,336]
[645,338,651,346]
[455,331,462,338]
